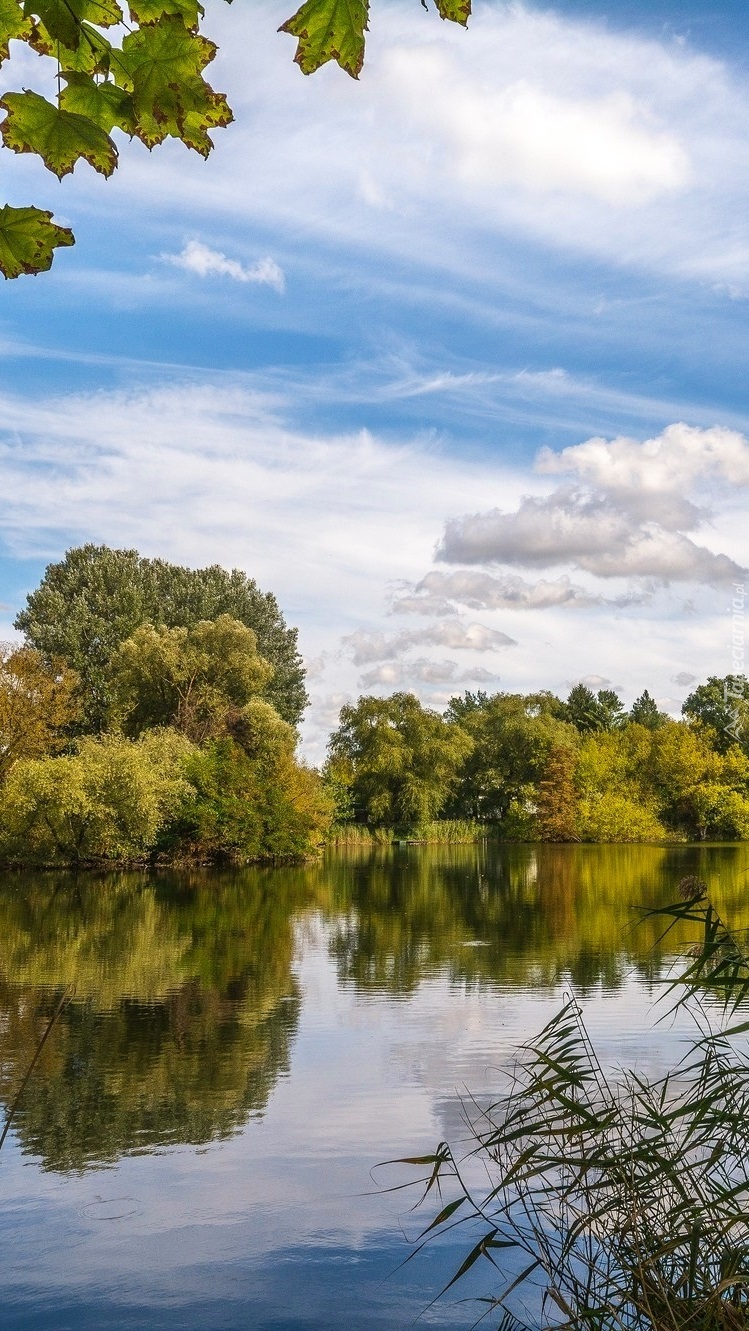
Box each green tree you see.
[629,689,667,729]
[645,720,749,839]
[565,683,626,733]
[111,615,274,741]
[0,0,470,277]
[444,692,579,826]
[682,675,749,754]
[327,692,473,834]
[0,643,79,780]
[15,544,307,731]
[175,705,333,861]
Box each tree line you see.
[326,679,749,843]
[0,544,331,866]
[2,542,746,862]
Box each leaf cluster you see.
[0,0,472,274]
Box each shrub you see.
[0,729,193,864]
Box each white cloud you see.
[397,570,603,611]
[437,424,749,586]
[66,1,748,288]
[536,423,749,522]
[0,382,743,761]
[386,51,690,205]
[573,674,613,691]
[388,593,460,617]
[438,492,746,584]
[358,658,501,689]
[161,241,285,291]
[343,621,516,664]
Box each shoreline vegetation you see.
[1,544,748,869]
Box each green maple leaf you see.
[177,92,232,155]
[0,90,118,176]
[0,204,74,278]
[30,21,114,74]
[279,0,369,78]
[128,0,204,33]
[23,0,121,49]
[433,0,470,24]
[60,73,135,133]
[118,16,232,152]
[0,0,32,62]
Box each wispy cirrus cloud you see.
[84,0,749,292]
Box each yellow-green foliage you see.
[111,614,274,741]
[576,791,667,843]
[0,680,333,867]
[0,728,194,864]
[331,819,482,845]
[573,721,749,841]
[0,643,80,780]
[327,692,473,832]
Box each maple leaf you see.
[118,16,232,152]
[0,204,74,279]
[0,90,118,176]
[30,21,114,74]
[0,0,471,276]
[60,73,135,134]
[23,0,122,48]
[434,0,470,24]
[0,0,32,62]
[279,0,369,78]
[128,0,204,33]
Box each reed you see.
[395,879,749,1331]
[330,819,484,846]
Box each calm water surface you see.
[1,842,748,1330]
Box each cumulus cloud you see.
[437,425,749,587]
[396,569,602,611]
[161,241,285,291]
[343,621,516,665]
[536,423,749,525]
[439,492,745,584]
[388,593,460,617]
[671,671,697,686]
[573,674,613,691]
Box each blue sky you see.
[1,0,748,756]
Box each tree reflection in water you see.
[0,844,748,1173]
[0,867,321,1172]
